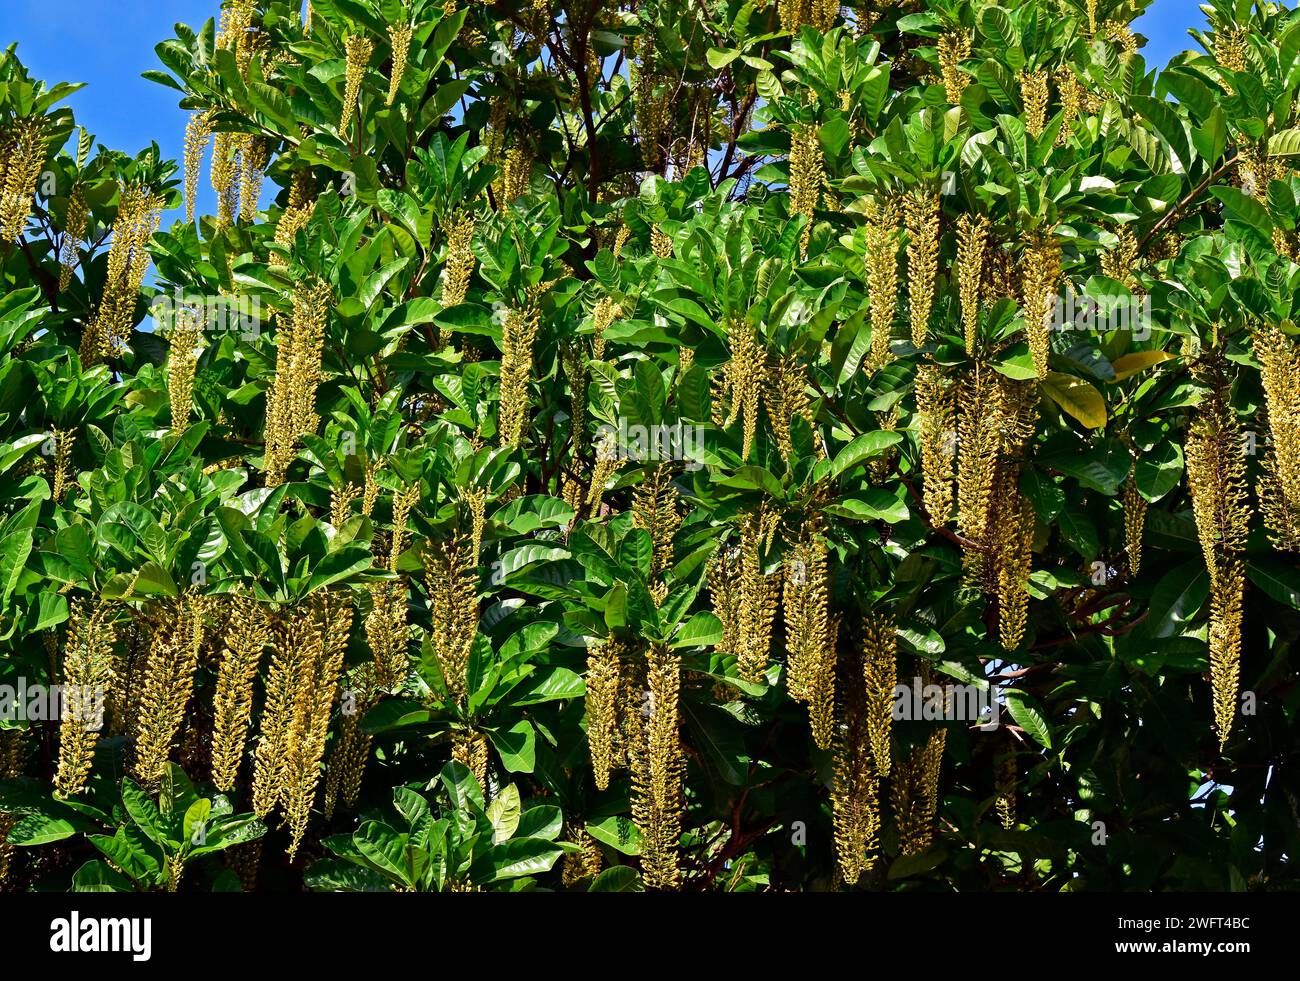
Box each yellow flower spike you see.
[586,637,623,790]
[1022,227,1062,378]
[340,34,375,136]
[938,30,972,104]
[956,213,990,355]
[783,517,834,748]
[54,601,117,797]
[210,595,271,792]
[789,124,824,259]
[0,115,50,243]
[59,185,89,292]
[914,363,957,524]
[386,21,413,106]
[861,613,896,778]
[166,309,203,436]
[1018,69,1050,139]
[1256,326,1300,551]
[133,593,207,785]
[832,644,881,884]
[864,197,900,373]
[628,642,683,891]
[422,536,479,701]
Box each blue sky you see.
[2,0,1211,220]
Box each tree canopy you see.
[0,0,1298,892]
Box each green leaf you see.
[826,430,904,481]
[487,720,536,773]
[7,812,78,846]
[1003,691,1052,748]
[487,837,564,881]
[1247,559,1300,608]
[353,822,414,888]
[1042,373,1107,429]
[486,784,522,844]
[589,866,644,892]
[1148,561,1209,638]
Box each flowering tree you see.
[0,0,1298,892]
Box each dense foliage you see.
[1,0,1299,893]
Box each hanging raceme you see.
[628,641,684,891]
[133,593,207,785]
[51,428,76,501]
[441,211,477,311]
[183,109,213,225]
[591,296,621,362]
[1055,66,1084,145]
[58,184,89,291]
[650,223,673,258]
[956,366,1004,572]
[1186,355,1252,750]
[0,115,48,243]
[861,612,896,778]
[273,168,316,247]
[238,136,269,222]
[80,184,164,364]
[789,122,824,258]
[211,131,243,228]
[340,34,374,135]
[264,278,333,485]
[210,595,270,792]
[1018,69,1050,138]
[586,636,623,790]
[892,722,946,856]
[956,213,989,355]
[166,308,203,435]
[386,19,413,106]
[586,427,623,518]
[251,592,353,858]
[1123,470,1147,574]
[1255,325,1300,551]
[765,354,818,459]
[323,666,377,819]
[735,508,779,684]
[631,463,681,594]
[938,30,972,104]
[1101,225,1139,289]
[561,825,603,886]
[722,317,765,459]
[632,35,671,170]
[783,516,834,749]
[54,600,117,797]
[993,492,1035,650]
[282,592,353,859]
[330,481,361,528]
[914,363,956,523]
[864,196,900,373]
[778,0,812,33]
[423,535,479,701]
[498,302,543,446]
[832,647,881,886]
[904,189,940,348]
[1022,227,1062,379]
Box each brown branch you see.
[1136,154,1239,255]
